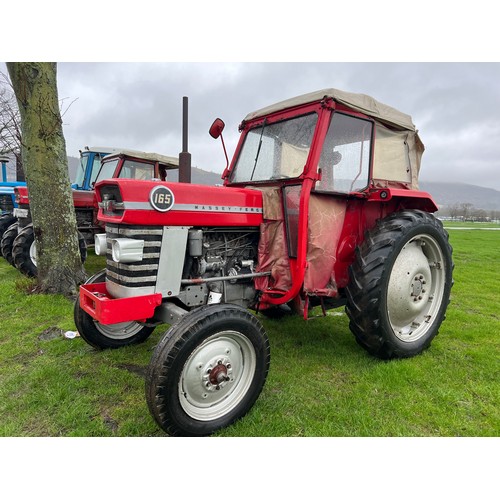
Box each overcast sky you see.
[45,62,499,190]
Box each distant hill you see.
[420,181,500,211]
[67,156,500,211]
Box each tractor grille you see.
[0,194,14,213]
[105,223,162,288]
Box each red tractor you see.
[74,88,454,436]
[3,150,179,276]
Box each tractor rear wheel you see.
[346,210,453,359]
[146,304,270,436]
[0,222,18,266]
[0,214,16,241]
[73,270,156,349]
[12,223,87,277]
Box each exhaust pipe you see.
[178,96,191,183]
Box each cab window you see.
[119,160,155,180]
[316,113,372,194]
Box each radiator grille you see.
[105,223,162,288]
[0,194,14,213]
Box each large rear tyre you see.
[74,270,155,349]
[1,222,18,266]
[146,304,270,436]
[0,214,16,241]
[346,210,453,359]
[12,223,88,277]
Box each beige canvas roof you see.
[103,150,179,169]
[244,88,416,132]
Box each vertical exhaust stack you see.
[179,96,192,184]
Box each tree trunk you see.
[15,153,24,182]
[6,62,85,296]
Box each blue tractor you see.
[0,155,24,238]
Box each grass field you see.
[0,228,498,438]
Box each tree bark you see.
[6,62,85,296]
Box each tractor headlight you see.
[110,238,144,263]
[94,233,107,256]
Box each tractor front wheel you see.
[73,270,156,349]
[1,222,18,266]
[346,210,453,359]
[12,223,87,277]
[146,304,270,436]
[0,214,16,241]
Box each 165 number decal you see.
[149,185,175,212]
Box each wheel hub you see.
[410,274,426,300]
[179,331,257,421]
[202,356,233,391]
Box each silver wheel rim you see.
[387,234,446,342]
[94,320,146,340]
[179,330,256,421]
[30,241,37,266]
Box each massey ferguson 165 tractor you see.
[74,88,453,436]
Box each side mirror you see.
[209,118,225,139]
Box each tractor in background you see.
[1,150,178,277]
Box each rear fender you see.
[367,188,438,212]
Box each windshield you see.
[230,113,318,183]
[95,159,119,184]
[89,154,105,185]
[94,158,156,185]
[74,153,88,187]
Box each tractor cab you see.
[73,146,122,191]
[93,150,179,185]
[219,89,435,308]
[225,88,424,192]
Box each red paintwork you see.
[80,282,162,324]
[16,184,96,209]
[73,189,97,209]
[14,185,29,205]
[95,179,264,227]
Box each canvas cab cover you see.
[244,88,425,190]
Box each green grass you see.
[0,231,499,437]
[443,220,500,229]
